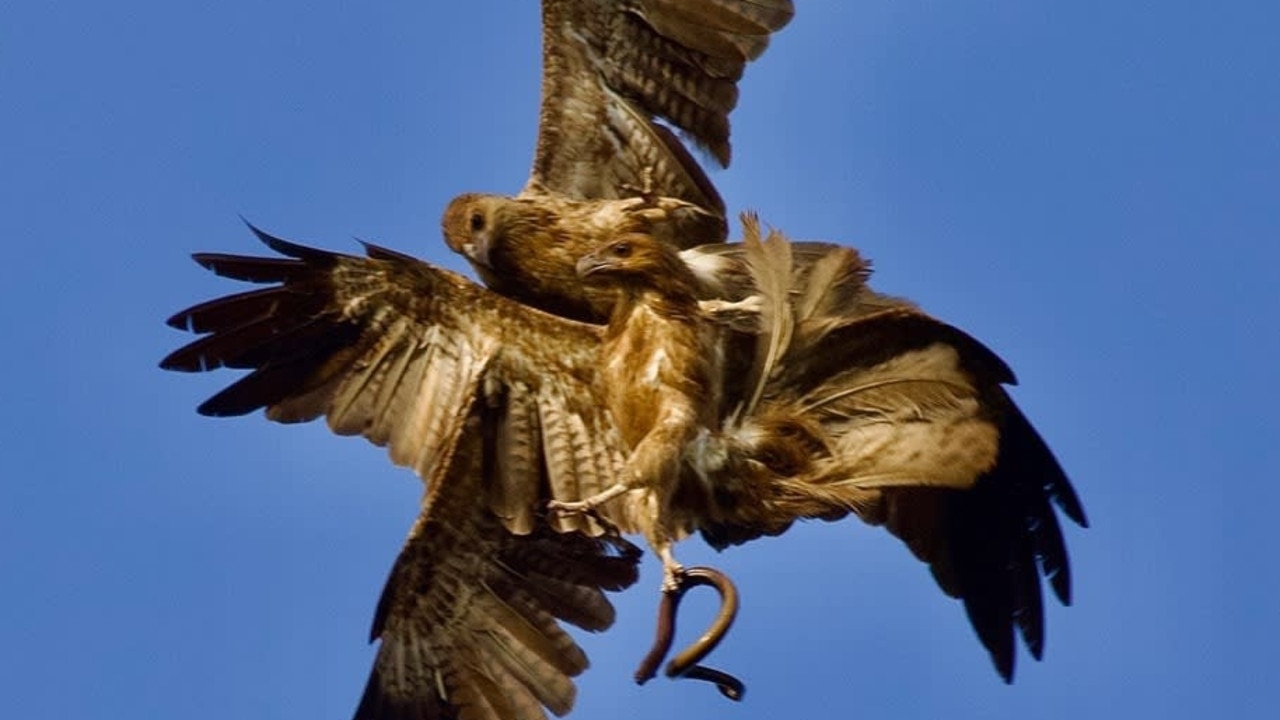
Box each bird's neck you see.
[607,284,700,337]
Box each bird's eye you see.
[469,212,485,232]
[611,242,632,258]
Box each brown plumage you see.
[550,233,724,586]
[442,0,795,322]
[442,193,724,322]
[163,225,639,720]
[355,424,640,720]
[533,0,795,198]
[162,219,1086,715]
[160,2,1088,716]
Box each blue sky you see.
[3,1,1276,718]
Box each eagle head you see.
[441,193,507,271]
[575,235,669,284]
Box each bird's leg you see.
[549,480,686,593]
[550,406,688,532]
[656,538,685,593]
[546,482,631,517]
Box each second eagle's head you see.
[575,234,693,294]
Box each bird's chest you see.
[598,307,709,448]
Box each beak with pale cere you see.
[576,252,613,279]
[576,239,634,280]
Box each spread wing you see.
[354,411,639,720]
[161,223,637,536]
[529,0,795,216]
[695,227,1087,681]
[160,225,655,719]
[780,306,1088,681]
[869,397,1087,683]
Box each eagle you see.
[546,228,727,589]
[162,217,1086,719]
[162,1,1088,718]
[441,0,796,322]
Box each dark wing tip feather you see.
[894,386,1086,681]
[359,239,420,264]
[193,365,291,417]
[961,393,1086,679]
[1013,541,1046,660]
[956,598,1017,682]
[191,253,308,284]
[163,223,375,418]
[1051,474,1089,529]
[158,346,203,371]
[164,310,195,333]
[1007,400,1089,530]
[240,216,343,264]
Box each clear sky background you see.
[3,1,1276,718]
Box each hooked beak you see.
[462,229,494,270]
[576,252,613,279]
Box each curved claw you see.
[633,566,744,701]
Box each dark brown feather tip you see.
[359,240,419,263]
[241,217,344,265]
[191,253,307,284]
